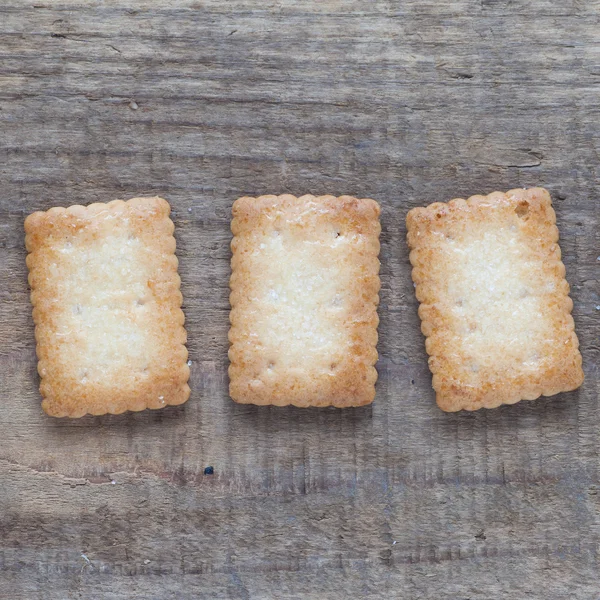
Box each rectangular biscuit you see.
[25,197,190,418]
[407,187,583,412]
[229,194,381,407]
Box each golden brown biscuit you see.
[407,187,583,412]
[25,197,190,418]
[229,194,381,407]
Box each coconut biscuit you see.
[229,194,381,407]
[25,197,190,417]
[407,187,583,411]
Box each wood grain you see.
[1,1,599,598]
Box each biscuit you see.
[229,194,381,407]
[407,187,583,412]
[25,197,190,417]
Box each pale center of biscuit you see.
[52,219,155,381]
[443,224,551,370]
[248,229,351,370]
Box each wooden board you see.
[1,1,599,597]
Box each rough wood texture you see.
[0,1,598,598]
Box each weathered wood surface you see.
[1,1,599,598]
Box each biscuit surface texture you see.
[229,194,381,407]
[25,197,190,417]
[407,187,583,411]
